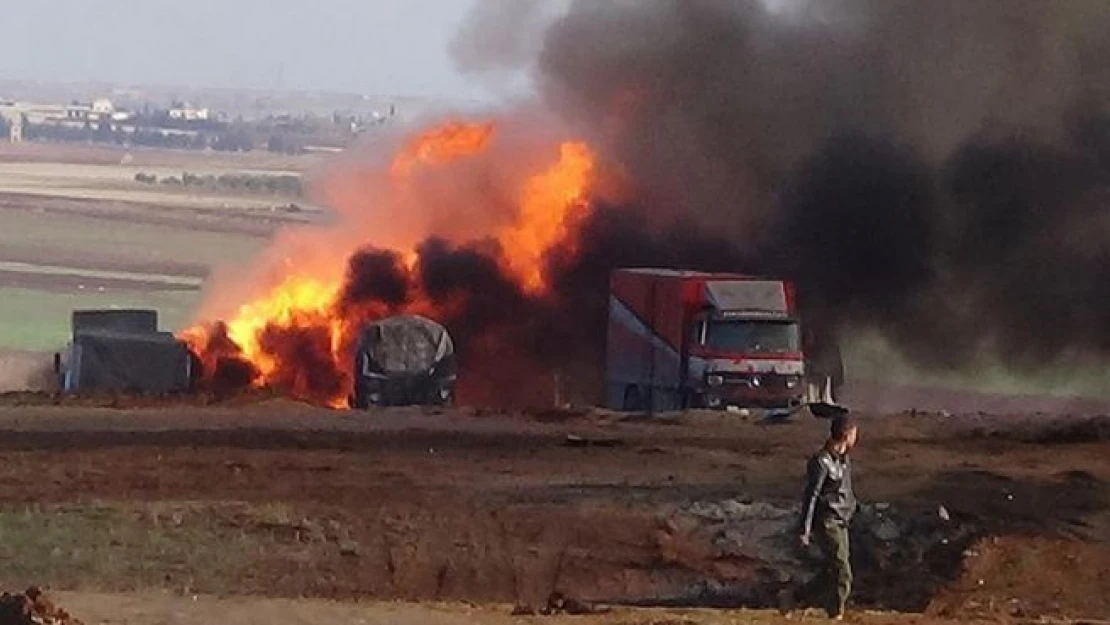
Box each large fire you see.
[183,120,597,407]
[500,142,595,292]
[389,121,496,178]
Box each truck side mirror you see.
[53,352,61,375]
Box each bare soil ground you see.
[0,269,200,294]
[51,590,1001,625]
[0,144,1106,622]
[0,402,1102,623]
[0,353,53,393]
[0,189,308,237]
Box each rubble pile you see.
[651,499,978,611]
[849,503,978,610]
[0,588,83,625]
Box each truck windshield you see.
[703,320,799,353]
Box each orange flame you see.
[224,276,341,377]
[499,141,596,292]
[184,120,597,407]
[390,121,496,177]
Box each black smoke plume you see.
[449,0,1110,376]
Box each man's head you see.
[829,415,859,451]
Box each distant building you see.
[3,101,66,124]
[0,102,28,142]
[2,110,23,143]
[168,104,211,122]
[66,103,92,121]
[66,98,129,123]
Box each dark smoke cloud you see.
[453,0,1110,375]
[258,324,344,405]
[340,249,409,310]
[938,129,1110,363]
[413,237,589,406]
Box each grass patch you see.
[0,502,339,595]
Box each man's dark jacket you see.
[801,449,856,536]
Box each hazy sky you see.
[0,0,496,99]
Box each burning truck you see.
[605,268,827,412]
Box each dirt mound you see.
[928,536,1110,620]
[0,588,83,625]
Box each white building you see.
[91,98,115,115]
[0,108,22,143]
[66,99,128,122]
[3,101,67,124]
[168,105,211,122]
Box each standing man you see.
[800,408,859,619]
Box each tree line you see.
[10,109,375,153]
[134,171,303,197]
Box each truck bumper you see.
[698,386,805,411]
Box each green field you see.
[0,288,200,351]
[0,180,270,352]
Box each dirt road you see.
[53,591,1000,625]
[0,402,1104,622]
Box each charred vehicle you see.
[350,314,456,409]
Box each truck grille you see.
[721,372,800,390]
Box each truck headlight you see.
[786,377,800,389]
[706,374,724,387]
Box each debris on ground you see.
[0,588,83,625]
[563,434,624,448]
[513,592,610,616]
[650,499,978,611]
[541,592,610,615]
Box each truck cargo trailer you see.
[56,309,194,394]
